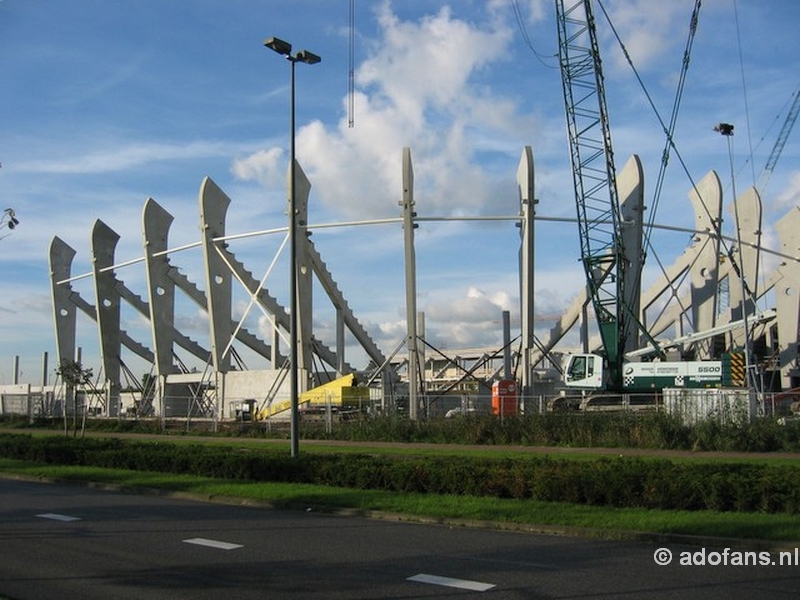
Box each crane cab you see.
[564,353,605,389]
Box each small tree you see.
[56,360,94,437]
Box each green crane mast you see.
[555,0,645,390]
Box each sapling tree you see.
[56,360,95,437]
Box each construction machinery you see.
[254,373,369,420]
[554,0,753,397]
[563,352,740,392]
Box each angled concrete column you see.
[142,198,177,376]
[91,220,122,416]
[774,206,800,389]
[199,177,232,422]
[517,146,536,397]
[723,187,762,358]
[618,155,644,355]
[293,160,313,388]
[635,171,723,356]
[271,326,280,367]
[143,198,178,417]
[688,170,722,359]
[728,187,762,321]
[336,307,345,377]
[417,311,426,411]
[49,237,78,373]
[401,147,419,420]
[199,177,233,375]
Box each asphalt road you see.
[1,478,798,599]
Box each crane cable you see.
[512,0,559,68]
[593,0,725,339]
[594,0,702,257]
[348,0,355,128]
[595,0,763,340]
[733,0,756,188]
[732,0,773,318]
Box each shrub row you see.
[2,433,800,514]
[8,413,800,453]
[304,413,800,453]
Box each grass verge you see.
[2,458,798,546]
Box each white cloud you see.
[505,0,550,23]
[231,147,285,188]
[15,139,250,175]
[600,0,693,74]
[427,286,513,325]
[360,5,509,113]
[772,171,800,212]
[231,3,527,221]
[758,224,782,280]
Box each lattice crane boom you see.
[756,87,800,196]
[555,0,633,388]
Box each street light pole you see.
[264,37,321,457]
[715,122,756,393]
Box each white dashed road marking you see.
[407,573,496,592]
[36,513,81,522]
[182,537,243,551]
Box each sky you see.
[1,0,798,384]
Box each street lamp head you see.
[714,123,734,136]
[2,208,18,230]
[295,50,321,65]
[264,36,292,56]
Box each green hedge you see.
[7,413,800,453]
[303,413,800,452]
[2,433,800,514]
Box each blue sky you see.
[1,0,798,383]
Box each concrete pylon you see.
[49,237,78,373]
[91,220,122,417]
[142,198,178,417]
[401,147,418,420]
[292,160,313,386]
[618,155,645,355]
[199,177,233,421]
[688,170,723,359]
[722,187,762,355]
[517,146,536,397]
[142,198,177,379]
[728,186,762,322]
[774,206,800,389]
[199,177,233,375]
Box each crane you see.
[555,0,744,394]
[756,88,800,197]
[554,0,650,390]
